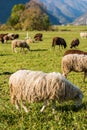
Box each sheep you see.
[80,32,87,39]
[52,37,67,49]
[70,38,80,48]
[34,33,43,41]
[3,33,19,43]
[63,49,87,56]
[11,39,30,53]
[9,69,83,113]
[61,54,87,82]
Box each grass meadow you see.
[0,26,87,130]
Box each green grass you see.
[0,26,87,130]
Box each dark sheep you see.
[52,37,67,49]
[34,33,43,41]
[70,38,80,48]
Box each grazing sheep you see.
[3,33,19,43]
[70,38,80,48]
[34,33,43,41]
[12,39,30,53]
[62,54,87,82]
[63,49,87,56]
[4,35,13,43]
[52,37,67,49]
[9,70,83,113]
[80,32,87,39]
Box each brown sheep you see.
[63,49,87,56]
[70,38,80,48]
[52,37,67,49]
[34,33,43,41]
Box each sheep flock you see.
[0,32,86,113]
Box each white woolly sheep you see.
[62,54,87,82]
[80,32,87,39]
[9,69,83,113]
[11,39,30,53]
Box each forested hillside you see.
[6,0,50,30]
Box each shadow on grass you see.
[0,54,12,56]
[56,102,87,112]
[30,49,48,52]
[0,71,13,75]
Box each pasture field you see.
[0,26,87,130]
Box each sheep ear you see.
[79,94,83,99]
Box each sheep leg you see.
[10,94,20,110]
[15,99,28,112]
[21,103,28,113]
[28,47,30,51]
[52,100,56,113]
[15,100,20,110]
[23,48,24,52]
[12,47,14,52]
[59,45,60,49]
[20,48,22,52]
[22,48,26,53]
[14,48,17,53]
[40,100,47,112]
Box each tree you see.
[21,0,50,30]
[6,0,50,30]
[6,4,25,29]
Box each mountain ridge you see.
[36,0,87,24]
[72,12,87,25]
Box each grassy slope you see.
[0,26,87,130]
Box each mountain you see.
[0,0,87,25]
[0,0,29,24]
[36,0,87,24]
[72,13,87,25]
